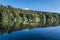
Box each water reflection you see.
[0,26,60,40]
[0,24,60,34]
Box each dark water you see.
[0,26,60,40]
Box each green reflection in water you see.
[0,5,60,34]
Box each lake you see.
[0,26,60,40]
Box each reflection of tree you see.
[0,5,60,34]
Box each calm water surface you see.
[0,26,60,40]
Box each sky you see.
[0,0,60,13]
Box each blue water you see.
[0,26,60,40]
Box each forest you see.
[0,5,60,34]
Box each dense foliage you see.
[0,5,60,34]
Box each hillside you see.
[0,5,60,34]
